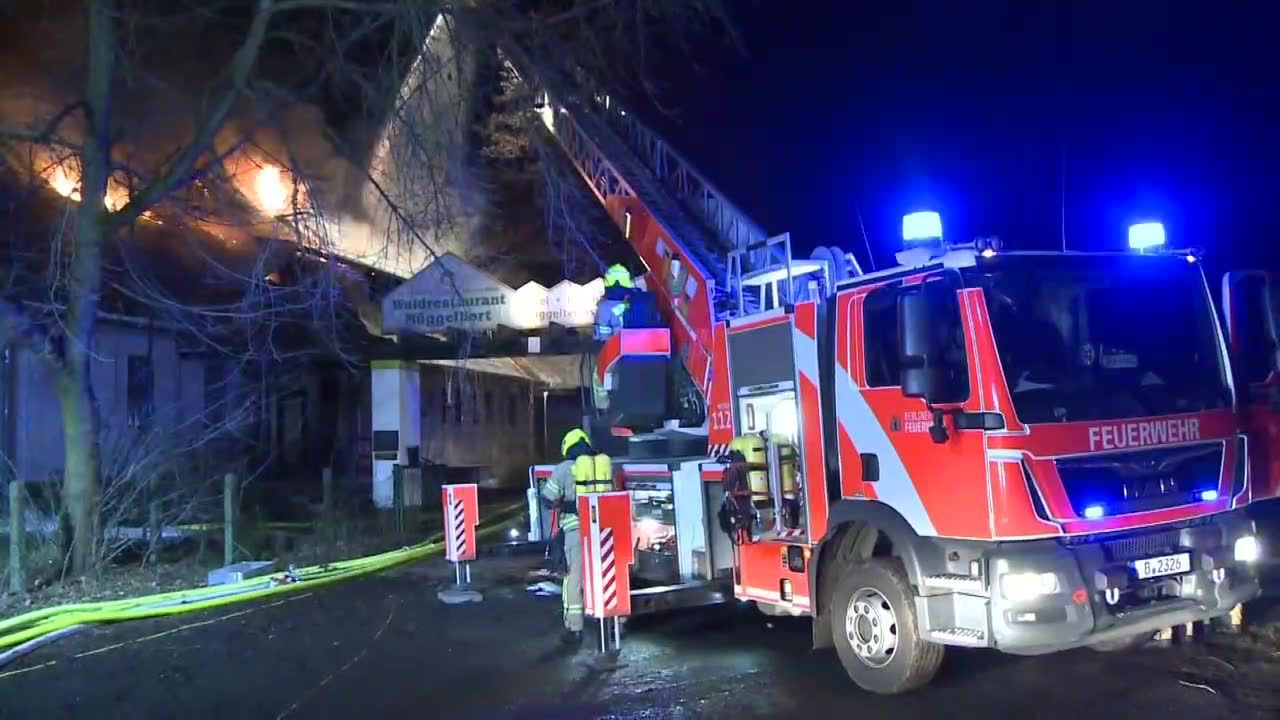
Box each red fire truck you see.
[515,67,1262,693]
[1222,271,1280,505]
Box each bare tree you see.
[0,0,728,576]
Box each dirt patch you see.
[1176,627,1280,715]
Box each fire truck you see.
[1222,271,1280,505]
[514,58,1263,693]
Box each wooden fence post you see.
[321,467,334,536]
[8,482,25,594]
[223,473,238,566]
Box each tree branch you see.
[107,0,276,230]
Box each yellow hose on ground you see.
[0,502,525,650]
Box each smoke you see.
[0,2,486,279]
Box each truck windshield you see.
[965,254,1231,424]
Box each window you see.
[484,391,493,425]
[440,386,449,424]
[127,355,154,429]
[507,393,518,426]
[862,286,903,388]
[204,358,226,428]
[473,387,481,424]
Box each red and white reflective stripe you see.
[448,496,467,559]
[774,528,806,539]
[706,444,730,459]
[833,356,938,536]
[600,527,618,609]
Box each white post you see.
[371,361,421,509]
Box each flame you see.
[39,157,157,221]
[252,163,307,216]
[48,165,81,200]
[255,165,289,214]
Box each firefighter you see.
[541,428,614,644]
[594,264,634,341]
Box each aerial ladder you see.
[504,41,863,459]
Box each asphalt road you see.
[1,554,1278,720]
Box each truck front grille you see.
[1054,443,1222,518]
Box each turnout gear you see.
[540,429,612,634]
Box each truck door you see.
[1223,271,1280,500]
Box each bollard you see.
[224,473,238,566]
[580,492,634,668]
[8,482,25,594]
[392,466,405,540]
[438,484,481,604]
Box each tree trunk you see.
[58,362,101,574]
[57,0,115,575]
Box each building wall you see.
[418,365,538,486]
[14,320,201,485]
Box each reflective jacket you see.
[541,454,613,531]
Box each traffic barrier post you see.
[579,491,634,658]
[438,484,481,604]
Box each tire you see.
[830,558,945,694]
[1088,631,1153,653]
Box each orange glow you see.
[255,165,288,214]
[39,156,158,221]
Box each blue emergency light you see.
[1128,222,1166,250]
[903,211,943,243]
[1083,504,1106,519]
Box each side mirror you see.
[898,279,957,402]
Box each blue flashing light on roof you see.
[903,211,943,243]
[1128,222,1166,251]
[1083,504,1106,520]
[1199,489,1220,502]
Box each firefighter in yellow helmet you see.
[540,428,613,644]
[594,264,634,341]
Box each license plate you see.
[1132,552,1191,579]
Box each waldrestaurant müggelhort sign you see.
[380,253,604,334]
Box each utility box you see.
[207,560,276,586]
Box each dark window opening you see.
[127,355,154,430]
[863,286,902,388]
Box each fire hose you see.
[0,501,525,666]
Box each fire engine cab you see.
[533,213,1262,694]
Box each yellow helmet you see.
[561,428,590,457]
[603,264,633,289]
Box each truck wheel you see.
[830,558,944,694]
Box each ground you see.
[2,552,1279,720]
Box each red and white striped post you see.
[442,484,478,586]
[579,491,634,655]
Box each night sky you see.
[635,2,1279,279]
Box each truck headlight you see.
[1000,572,1060,602]
[1235,535,1260,563]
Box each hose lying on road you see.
[0,502,525,664]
